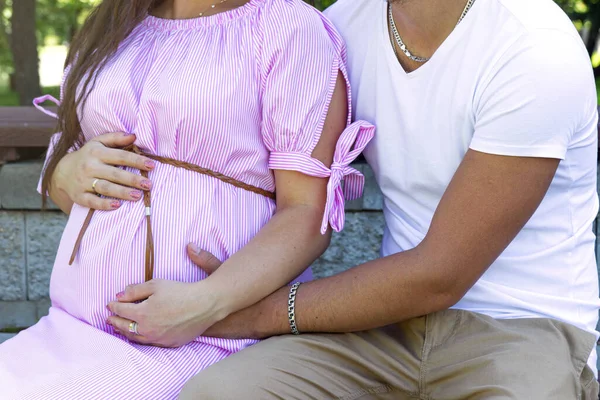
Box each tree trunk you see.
[67,5,85,44]
[0,0,8,41]
[10,0,41,106]
[586,4,600,57]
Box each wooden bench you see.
[0,107,56,164]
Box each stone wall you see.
[0,160,385,335]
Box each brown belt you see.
[69,145,276,282]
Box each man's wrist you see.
[255,286,292,338]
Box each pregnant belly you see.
[48,189,274,326]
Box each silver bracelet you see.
[287,282,302,335]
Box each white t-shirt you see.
[325,0,600,372]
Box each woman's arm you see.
[204,73,348,319]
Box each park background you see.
[1,0,599,108]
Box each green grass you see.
[596,77,600,105]
[0,86,60,106]
[0,327,25,334]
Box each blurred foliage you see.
[0,0,98,77]
[0,0,598,85]
[314,0,336,10]
[36,0,100,45]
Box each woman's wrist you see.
[51,154,71,196]
[47,155,75,213]
[191,279,231,324]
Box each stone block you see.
[26,212,67,300]
[344,197,363,211]
[0,301,37,329]
[0,333,16,344]
[313,212,385,278]
[360,164,384,211]
[36,298,51,319]
[0,161,58,210]
[343,164,383,211]
[0,212,26,300]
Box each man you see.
[134,0,600,397]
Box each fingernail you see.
[106,304,112,312]
[116,291,124,299]
[141,180,152,190]
[144,160,155,169]
[189,243,199,254]
[111,200,121,209]
[130,191,142,200]
[106,319,113,326]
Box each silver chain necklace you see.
[388,0,475,63]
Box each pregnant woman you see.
[0,0,374,398]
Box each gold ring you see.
[92,178,100,195]
[128,321,139,335]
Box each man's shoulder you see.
[495,0,581,40]
[324,0,381,34]
[480,0,589,86]
[474,0,596,150]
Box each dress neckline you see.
[143,0,264,30]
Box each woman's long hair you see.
[41,0,315,202]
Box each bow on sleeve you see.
[33,95,61,119]
[33,95,63,195]
[321,120,375,234]
[269,120,375,235]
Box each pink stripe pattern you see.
[270,121,374,233]
[0,0,374,398]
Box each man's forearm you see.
[256,246,455,336]
[208,151,561,339]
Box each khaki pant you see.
[179,310,598,400]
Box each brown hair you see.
[41,0,315,203]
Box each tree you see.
[36,0,98,46]
[0,0,12,81]
[10,0,41,105]
[555,0,600,57]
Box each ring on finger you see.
[128,321,139,335]
[92,178,101,196]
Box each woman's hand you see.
[52,132,156,211]
[106,276,228,348]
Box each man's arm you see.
[200,149,559,338]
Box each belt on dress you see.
[69,144,276,282]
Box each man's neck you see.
[389,0,469,71]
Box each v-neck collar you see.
[379,0,480,79]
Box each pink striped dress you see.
[0,0,374,398]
